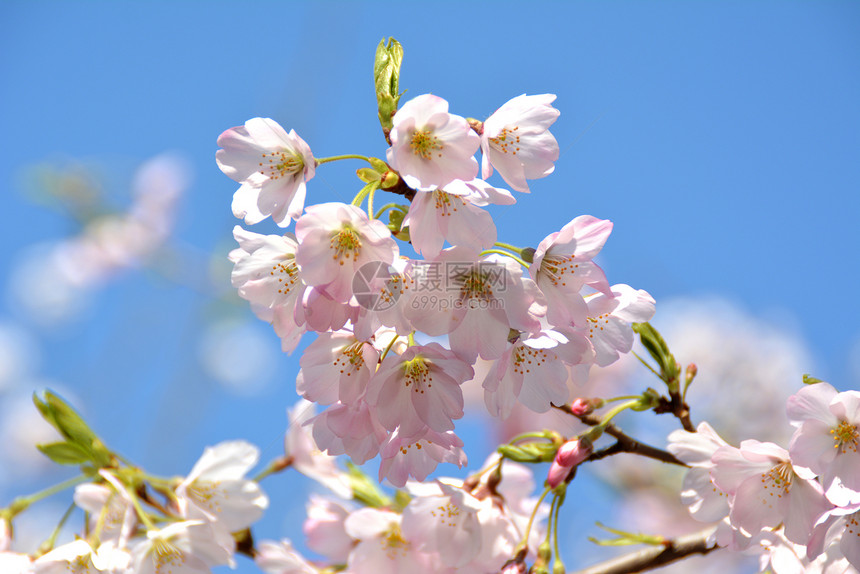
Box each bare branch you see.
[571,527,719,574]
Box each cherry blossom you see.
[710,439,832,545]
[229,226,307,352]
[387,94,480,191]
[666,421,731,522]
[310,398,389,465]
[32,539,104,574]
[284,400,352,498]
[481,94,560,193]
[217,117,315,226]
[366,342,472,436]
[378,427,467,487]
[296,329,378,405]
[403,186,497,260]
[530,215,613,328]
[483,329,591,419]
[547,437,592,488]
[787,382,860,506]
[295,202,398,303]
[806,502,860,570]
[129,520,235,574]
[255,539,317,574]
[74,482,136,544]
[401,481,485,567]
[175,440,268,533]
[303,494,354,563]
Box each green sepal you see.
[632,323,680,387]
[346,462,391,508]
[356,168,382,183]
[33,391,113,468]
[374,38,405,137]
[803,374,823,385]
[497,442,556,464]
[37,442,92,465]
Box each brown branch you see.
[571,527,719,574]
[553,405,686,467]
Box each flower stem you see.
[494,241,524,254]
[520,486,552,548]
[509,431,552,445]
[253,455,293,482]
[315,154,372,165]
[480,248,529,268]
[374,203,408,220]
[38,502,76,556]
[379,335,400,364]
[4,474,88,517]
[368,185,376,220]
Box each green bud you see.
[374,38,404,138]
[346,462,390,508]
[552,561,567,574]
[380,170,400,190]
[632,322,680,386]
[632,388,662,411]
[356,168,381,183]
[368,157,389,173]
[497,442,557,464]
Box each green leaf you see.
[37,442,92,465]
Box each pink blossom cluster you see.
[668,382,860,572]
[218,92,655,486]
[254,455,548,574]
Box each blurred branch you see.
[553,405,686,467]
[571,527,718,574]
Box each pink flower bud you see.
[569,397,604,416]
[547,437,592,488]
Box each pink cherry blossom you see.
[566,284,656,368]
[401,481,485,568]
[530,215,613,328]
[667,421,731,522]
[483,329,591,419]
[366,342,472,436]
[481,94,560,193]
[309,398,389,465]
[387,94,480,191]
[710,439,832,545]
[344,508,440,574]
[175,440,268,533]
[806,502,860,570]
[378,427,467,487]
[787,382,860,506]
[255,539,317,574]
[229,226,307,352]
[217,117,315,226]
[295,202,398,303]
[406,249,540,362]
[296,329,378,405]
[129,520,235,574]
[284,400,352,498]
[303,495,354,563]
[403,186,497,260]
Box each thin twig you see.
[571,527,718,574]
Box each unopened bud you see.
[356,167,381,183]
[466,117,484,135]
[547,437,592,488]
[685,363,698,386]
[380,170,401,189]
[569,397,604,416]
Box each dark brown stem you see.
[553,405,686,467]
[381,175,415,201]
[571,527,718,574]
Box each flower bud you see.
[547,437,592,488]
[685,363,698,385]
[569,397,604,416]
[356,167,381,183]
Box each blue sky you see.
[1,1,859,572]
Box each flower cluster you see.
[219,86,654,487]
[668,381,860,572]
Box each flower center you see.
[411,129,443,160]
[259,150,304,180]
[330,226,362,265]
[831,421,859,454]
[512,345,549,376]
[459,269,495,302]
[187,481,222,513]
[382,523,410,559]
[431,501,461,528]
[334,341,366,377]
[586,313,610,338]
[70,555,95,574]
[488,126,521,155]
[432,189,462,217]
[403,356,431,393]
[540,253,578,287]
[761,461,793,499]
[152,537,185,574]
[269,256,300,296]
